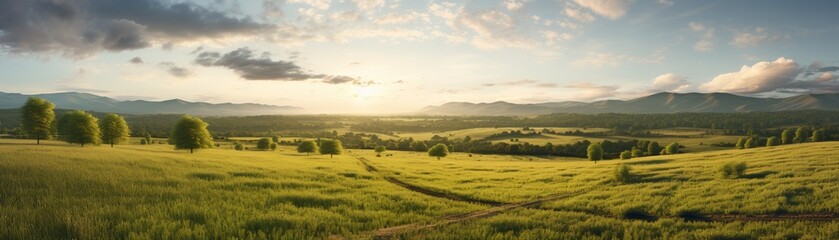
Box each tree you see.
[781,128,794,144]
[647,142,661,156]
[620,150,631,160]
[56,111,101,147]
[375,146,387,154]
[234,141,245,151]
[169,115,214,153]
[270,142,278,151]
[319,139,343,158]
[614,164,631,183]
[811,129,826,142]
[144,133,152,145]
[272,135,280,143]
[744,137,756,149]
[297,140,319,155]
[794,127,809,143]
[140,139,148,145]
[587,143,603,163]
[256,138,271,150]
[428,143,449,160]
[20,97,55,144]
[766,136,781,147]
[719,162,747,179]
[665,142,680,155]
[631,148,644,158]
[735,137,746,149]
[413,142,428,152]
[100,114,130,147]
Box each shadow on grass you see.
[626,159,673,165]
[742,170,779,179]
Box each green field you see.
[2,138,839,239]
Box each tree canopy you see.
[20,97,55,144]
[587,143,603,162]
[57,111,101,147]
[319,140,343,158]
[100,113,130,147]
[256,138,272,150]
[428,143,449,160]
[169,115,214,153]
[297,140,319,155]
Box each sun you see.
[354,86,379,100]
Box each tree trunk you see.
[111,139,114,148]
[437,156,441,160]
[36,132,40,145]
[190,148,194,154]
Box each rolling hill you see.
[0,91,304,116]
[419,92,839,115]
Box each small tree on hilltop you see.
[781,129,794,145]
[811,129,825,142]
[647,142,661,156]
[100,113,130,147]
[587,143,603,163]
[428,143,449,160]
[57,111,101,147]
[766,136,781,147]
[20,97,55,144]
[319,140,343,158]
[665,142,680,155]
[620,150,632,160]
[735,137,746,149]
[256,138,271,150]
[297,140,319,155]
[169,115,214,153]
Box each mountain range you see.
[418,92,839,115]
[0,92,304,116]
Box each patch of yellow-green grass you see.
[0,139,481,239]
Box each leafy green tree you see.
[744,137,756,149]
[375,146,387,154]
[169,115,214,153]
[256,138,271,150]
[57,111,101,147]
[811,129,825,142]
[587,143,603,163]
[413,142,428,152]
[144,133,152,144]
[631,148,644,158]
[20,97,55,144]
[781,128,794,144]
[766,136,781,146]
[794,127,809,143]
[428,143,449,160]
[719,162,747,179]
[297,140,319,155]
[319,140,343,158]
[272,135,280,143]
[270,142,278,151]
[140,139,148,145]
[100,114,130,147]
[620,150,631,160]
[735,137,746,149]
[647,142,661,156]
[614,164,632,183]
[234,141,245,151]
[665,142,680,154]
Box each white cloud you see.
[573,50,663,67]
[701,57,802,93]
[652,73,690,92]
[658,0,674,6]
[375,11,425,24]
[288,0,331,10]
[690,22,714,52]
[571,0,632,20]
[563,82,619,100]
[353,0,385,12]
[730,27,777,47]
[504,0,525,11]
[565,7,596,22]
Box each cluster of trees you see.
[296,139,343,158]
[735,127,827,149]
[588,141,680,163]
[20,98,130,147]
[485,130,543,140]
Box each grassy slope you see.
[0,139,480,239]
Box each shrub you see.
[631,148,644,157]
[234,142,245,151]
[140,139,147,145]
[613,164,632,183]
[620,150,631,160]
[256,138,271,150]
[766,136,781,147]
[269,142,278,151]
[719,161,747,179]
[665,142,680,154]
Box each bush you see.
[140,139,147,145]
[613,163,631,183]
[620,150,631,160]
[631,148,644,157]
[257,138,271,150]
[269,142,278,151]
[719,161,747,179]
[234,142,245,151]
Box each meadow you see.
[2,138,839,239]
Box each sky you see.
[1,0,838,114]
